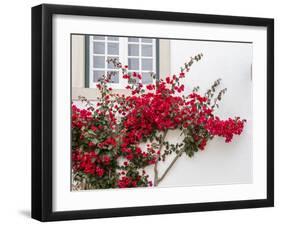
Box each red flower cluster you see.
[117,176,139,188]
[72,105,92,129]
[117,169,152,188]
[72,151,106,177]
[205,117,246,143]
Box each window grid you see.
[91,36,120,84]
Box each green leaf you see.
[88,130,95,135]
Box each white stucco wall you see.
[73,39,253,188]
[155,40,253,187]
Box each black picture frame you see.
[31,3,274,222]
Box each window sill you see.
[72,87,131,101]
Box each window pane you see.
[107,42,119,55]
[108,36,119,41]
[107,57,119,69]
[141,38,153,43]
[93,36,105,40]
[93,42,105,54]
[142,72,153,84]
[128,72,139,84]
[128,37,139,42]
[93,70,105,82]
[107,71,119,83]
[128,44,139,56]
[93,56,105,68]
[142,45,152,57]
[128,58,139,70]
[142,59,153,71]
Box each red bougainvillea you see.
[71,54,246,190]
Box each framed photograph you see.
[32,4,274,221]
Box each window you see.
[87,35,158,89]
[89,36,120,87]
[128,38,155,84]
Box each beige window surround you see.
[71,35,171,100]
[159,39,171,78]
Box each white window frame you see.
[88,36,157,89]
